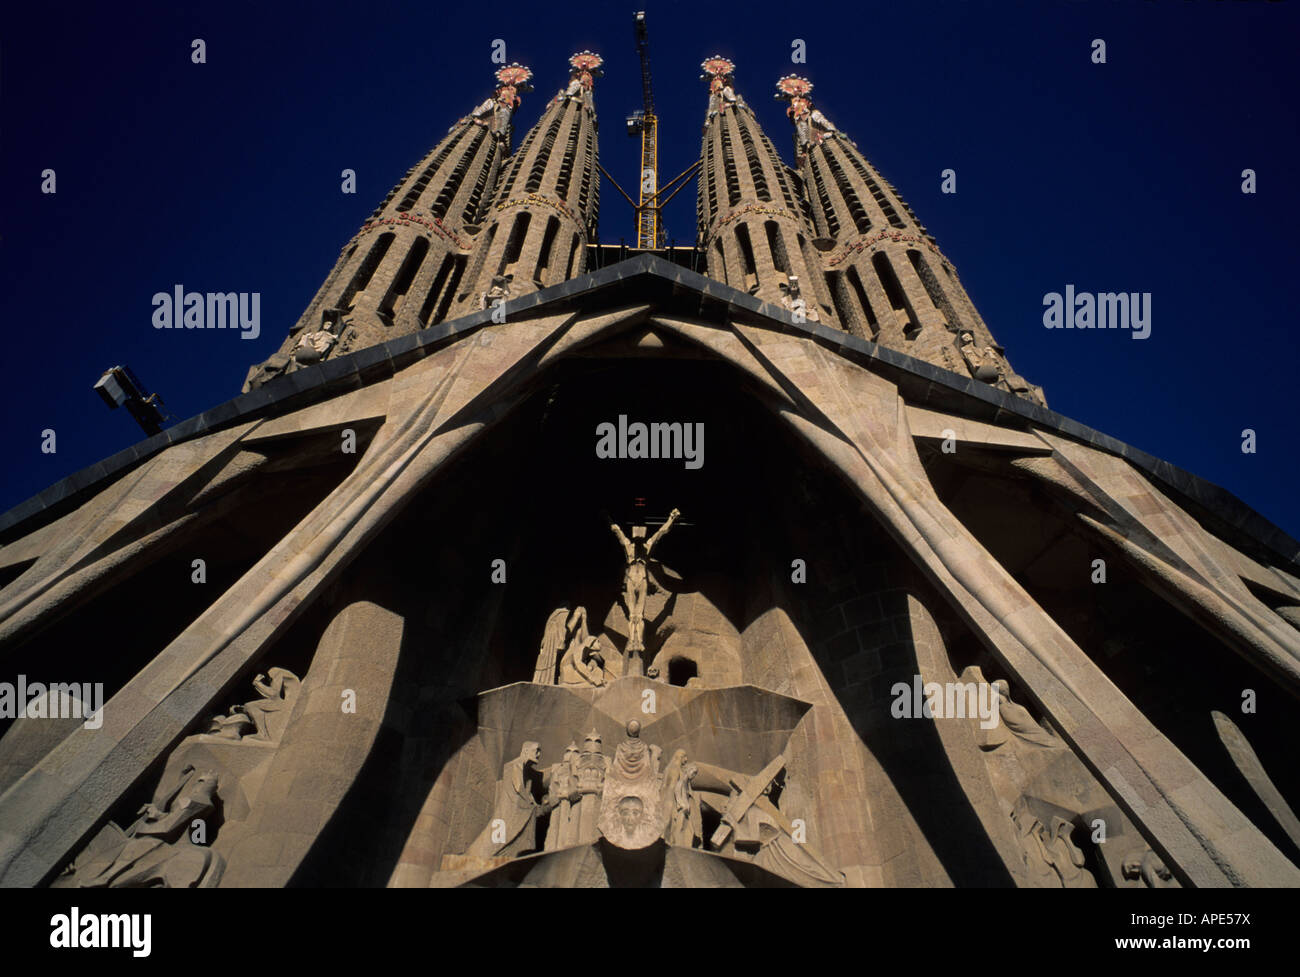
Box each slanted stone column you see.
[219,589,406,886]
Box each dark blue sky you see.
[2,1,1297,541]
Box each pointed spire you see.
[558,51,603,105]
[467,63,533,140]
[243,65,533,390]
[775,75,837,163]
[695,57,837,326]
[778,73,1045,404]
[701,55,741,124]
[447,52,603,316]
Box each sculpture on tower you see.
[775,74,837,162]
[468,63,533,138]
[701,57,739,122]
[559,51,603,102]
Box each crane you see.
[627,11,660,249]
[612,11,699,251]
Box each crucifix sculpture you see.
[606,507,681,672]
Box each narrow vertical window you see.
[379,237,429,319]
[339,233,394,310]
[535,217,561,285]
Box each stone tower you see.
[2,45,1298,892]
[446,52,603,318]
[697,57,839,327]
[244,63,536,390]
[772,74,1043,404]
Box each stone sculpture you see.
[466,742,578,858]
[467,64,531,138]
[778,275,819,322]
[543,743,582,850]
[534,606,606,687]
[207,667,301,743]
[454,699,842,885]
[292,328,336,364]
[1012,805,1096,889]
[598,721,663,849]
[558,608,606,687]
[660,750,702,848]
[532,608,570,685]
[689,754,843,885]
[607,507,681,663]
[56,765,224,889]
[572,729,609,845]
[479,273,513,312]
[1122,848,1178,888]
[775,75,837,162]
[752,814,843,887]
[958,331,1001,382]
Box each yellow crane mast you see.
[628,11,661,249]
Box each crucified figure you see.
[607,507,681,664]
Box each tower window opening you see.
[736,223,758,292]
[821,148,872,235]
[338,232,394,310]
[498,211,532,274]
[462,139,498,223]
[765,222,790,275]
[577,126,596,218]
[500,122,542,197]
[378,236,429,320]
[809,156,840,238]
[565,232,582,279]
[836,144,905,229]
[397,126,468,213]
[872,252,919,336]
[737,119,770,201]
[908,249,959,329]
[797,234,835,318]
[535,216,560,285]
[458,224,496,302]
[847,266,879,337]
[720,121,742,207]
[759,128,799,212]
[526,110,565,193]
[419,254,456,326]
[555,114,581,203]
[437,254,468,322]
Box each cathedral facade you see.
[1,51,1298,889]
